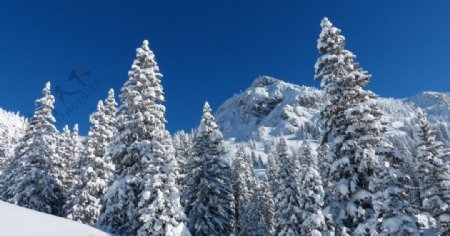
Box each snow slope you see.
[0,200,111,236]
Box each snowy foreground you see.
[0,200,111,236]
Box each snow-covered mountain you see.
[0,200,110,236]
[215,76,450,162]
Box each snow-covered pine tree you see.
[231,145,254,234]
[250,151,259,168]
[415,109,450,234]
[104,88,117,132]
[71,124,81,156]
[260,178,276,234]
[239,180,271,236]
[315,17,385,234]
[298,140,330,236]
[267,145,280,197]
[0,123,10,163]
[257,154,265,168]
[173,130,193,193]
[183,102,235,235]
[65,100,114,226]
[273,138,303,235]
[98,40,185,236]
[372,144,420,235]
[55,125,74,201]
[1,82,64,215]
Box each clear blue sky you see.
[1,1,450,134]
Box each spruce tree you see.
[98,40,185,236]
[298,140,329,235]
[65,100,114,225]
[183,102,235,235]
[267,147,279,198]
[315,17,385,234]
[1,82,64,215]
[415,109,450,234]
[260,178,276,234]
[240,180,271,236]
[56,125,74,201]
[231,146,253,234]
[104,88,117,133]
[173,130,193,194]
[373,144,420,235]
[273,138,303,235]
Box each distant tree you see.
[2,82,64,215]
[266,148,279,199]
[183,102,235,235]
[104,88,117,133]
[231,146,254,234]
[55,125,75,200]
[273,138,303,235]
[65,100,114,226]
[259,178,276,234]
[173,130,193,193]
[240,180,271,236]
[298,140,331,235]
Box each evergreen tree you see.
[315,17,385,234]
[240,180,271,236]
[415,109,450,234]
[173,130,193,194]
[56,125,74,201]
[231,146,253,234]
[259,178,276,234]
[104,88,117,133]
[183,102,235,235]
[1,82,64,215]
[298,140,329,235]
[98,40,185,236]
[373,145,420,235]
[273,138,303,235]
[65,101,114,225]
[267,145,279,197]
[71,124,81,160]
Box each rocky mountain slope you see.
[215,76,450,162]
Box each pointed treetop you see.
[278,138,287,148]
[199,101,220,136]
[143,39,149,47]
[320,17,332,28]
[72,124,79,135]
[300,140,316,166]
[43,81,51,95]
[203,101,212,114]
[416,108,425,118]
[108,88,115,97]
[63,125,71,136]
[97,100,105,110]
[317,17,345,54]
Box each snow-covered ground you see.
[0,200,111,236]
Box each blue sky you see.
[1,1,450,134]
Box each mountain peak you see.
[250,76,282,88]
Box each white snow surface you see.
[0,200,111,236]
